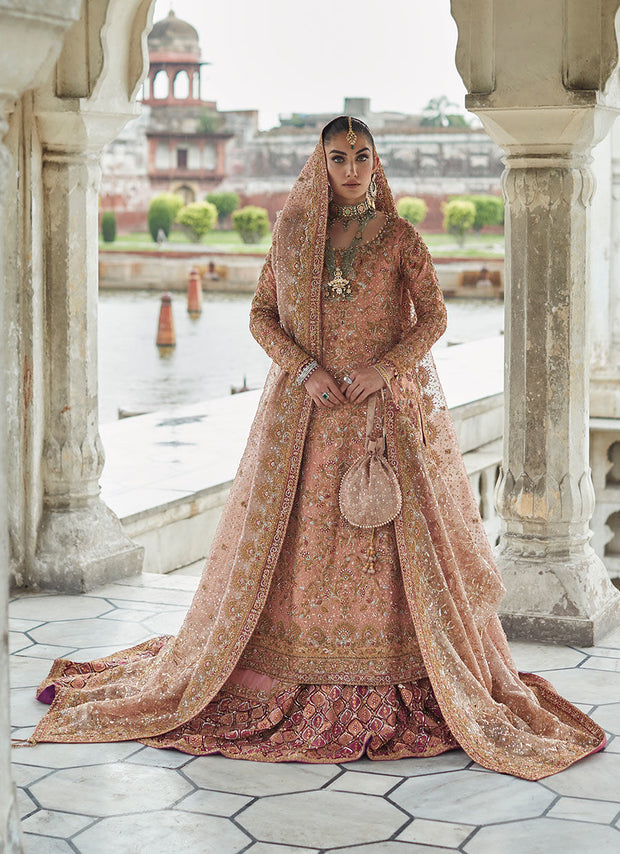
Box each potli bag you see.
[339,391,402,573]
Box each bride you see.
[31,116,605,780]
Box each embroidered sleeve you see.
[376,222,446,409]
[249,249,313,379]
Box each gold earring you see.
[366,173,377,210]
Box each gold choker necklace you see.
[329,198,375,225]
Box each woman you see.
[32,117,604,779]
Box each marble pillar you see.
[451,0,620,644]
[27,0,155,591]
[30,138,144,591]
[494,154,620,643]
[0,111,23,854]
[0,0,82,846]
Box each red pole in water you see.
[156,292,176,347]
[187,267,202,317]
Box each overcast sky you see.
[153,0,468,130]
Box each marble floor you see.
[9,567,620,854]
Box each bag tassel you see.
[363,527,377,574]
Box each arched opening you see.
[173,184,195,205]
[605,511,620,556]
[173,69,190,100]
[606,441,620,486]
[152,69,169,99]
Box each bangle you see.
[374,363,392,388]
[296,359,319,385]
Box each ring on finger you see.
[343,374,353,385]
[322,391,330,400]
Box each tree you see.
[452,194,504,232]
[101,210,116,243]
[420,95,467,128]
[147,193,184,242]
[443,199,476,246]
[176,201,218,242]
[206,191,240,225]
[198,110,223,133]
[232,205,270,244]
[397,196,428,227]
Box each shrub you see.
[397,196,428,227]
[452,194,504,232]
[147,193,184,242]
[232,205,270,244]
[206,191,240,225]
[176,201,218,242]
[443,199,476,246]
[101,210,116,243]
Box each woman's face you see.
[324,131,377,205]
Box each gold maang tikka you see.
[346,116,357,149]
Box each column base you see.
[2,788,23,853]
[31,499,144,593]
[497,548,620,646]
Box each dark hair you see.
[321,115,375,150]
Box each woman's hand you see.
[304,367,348,408]
[340,366,388,405]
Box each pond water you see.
[98,291,505,425]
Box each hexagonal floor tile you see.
[591,703,620,735]
[343,750,470,777]
[539,668,620,705]
[10,595,112,622]
[72,810,249,854]
[547,795,620,823]
[21,808,93,839]
[583,658,620,672]
[10,656,57,689]
[390,770,554,824]
[398,817,475,848]
[28,618,149,649]
[174,789,251,817]
[23,836,74,854]
[464,817,620,853]
[29,764,192,816]
[249,845,319,854]
[183,754,338,796]
[325,843,448,853]
[14,740,141,769]
[141,610,186,635]
[541,752,620,801]
[11,687,49,728]
[237,790,406,848]
[327,771,398,795]
[509,642,586,672]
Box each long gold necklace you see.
[324,206,376,299]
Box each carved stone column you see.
[451,0,620,644]
[0,4,82,849]
[31,136,143,591]
[0,0,82,846]
[0,113,23,854]
[494,155,620,642]
[28,0,155,591]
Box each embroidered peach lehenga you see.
[32,138,605,780]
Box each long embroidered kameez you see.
[32,139,605,779]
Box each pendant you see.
[325,267,353,298]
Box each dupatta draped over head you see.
[33,139,605,780]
